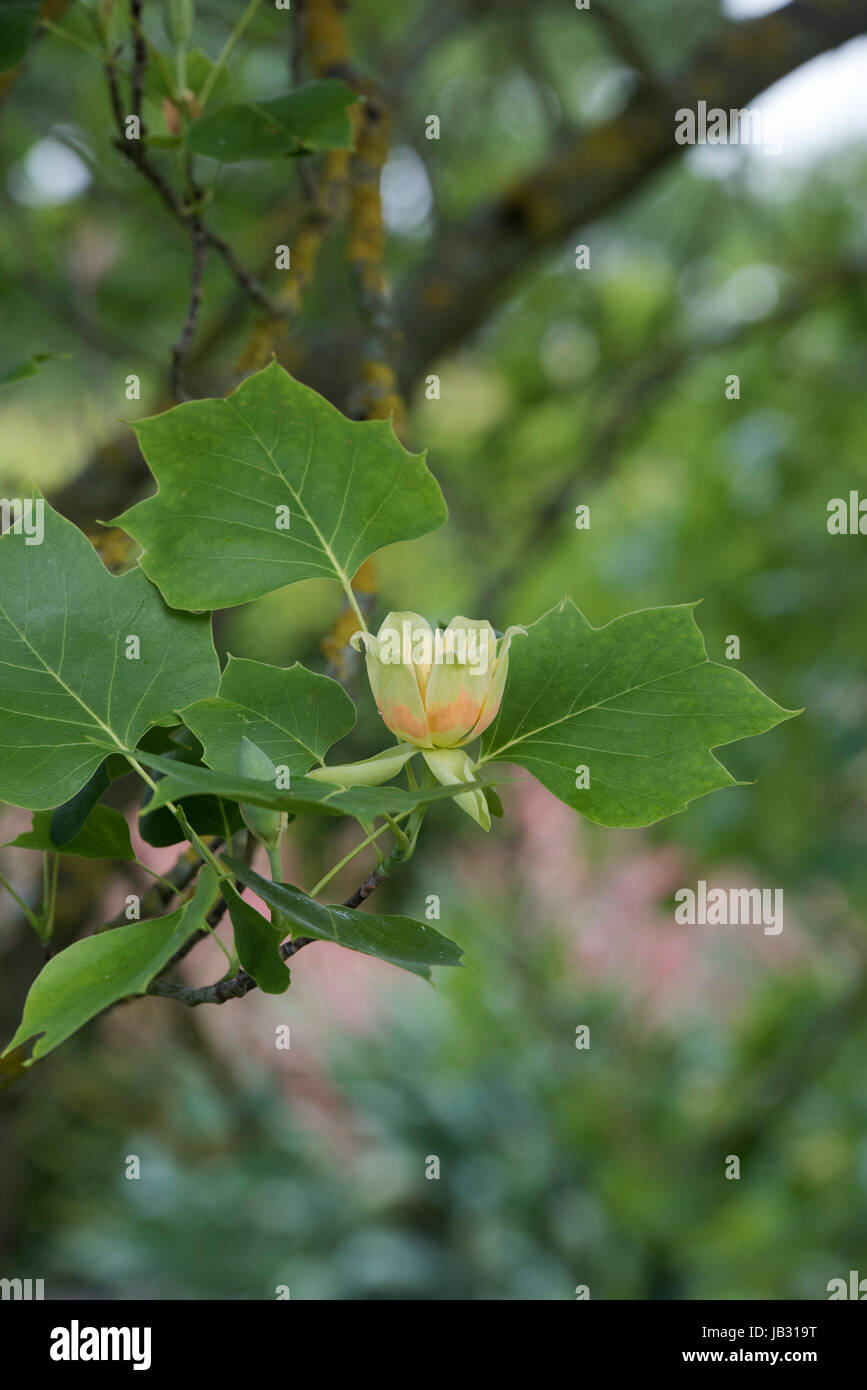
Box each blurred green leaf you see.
[0,352,67,390]
[187,80,358,161]
[0,0,39,72]
[146,47,233,105]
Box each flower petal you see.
[307,744,417,787]
[355,616,432,746]
[467,624,526,739]
[422,747,491,831]
[424,617,498,748]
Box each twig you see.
[170,218,206,400]
[147,860,396,1007]
[103,44,284,317]
[343,865,388,909]
[148,933,311,1005]
[159,832,257,970]
[290,0,308,88]
[129,0,147,123]
[127,0,206,402]
[161,891,232,972]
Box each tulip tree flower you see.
[310,612,525,829]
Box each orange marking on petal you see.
[427,690,484,739]
[381,701,429,744]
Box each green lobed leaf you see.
[0,0,40,72]
[133,749,491,820]
[6,804,135,860]
[0,352,68,390]
[221,882,290,995]
[181,657,356,775]
[187,80,358,161]
[2,868,219,1059]
[48,756,127,847]
[479,598,798,828]
[112,362,447,612]
[0,499,220,809]
[136,737,244,847]
[224,859,464,982]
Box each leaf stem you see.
[134,859,186,897]
[308,810,413,898]
[266,840,287,933]
[41,17,115,66]
[199,0,262,109]
[266,843,283,883]
[46,852,60,936]
[124,754,226,879]
[0,871,43,933]
[344,583,368,634]
[200,911,234,967]
[382,811,409,853]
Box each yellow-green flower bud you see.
[351,613,525,751]
[307,744,416,787]
[347,613,524,829]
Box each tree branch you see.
[129,0,146,124]
[47,0,867,532]
[170,215,207,401]
[476,253,867,615]
[590,0,667,96]
[393,0,867,392]
[147,853,398,1007]
[104,44,284,317]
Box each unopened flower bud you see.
[236,736,285,851]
